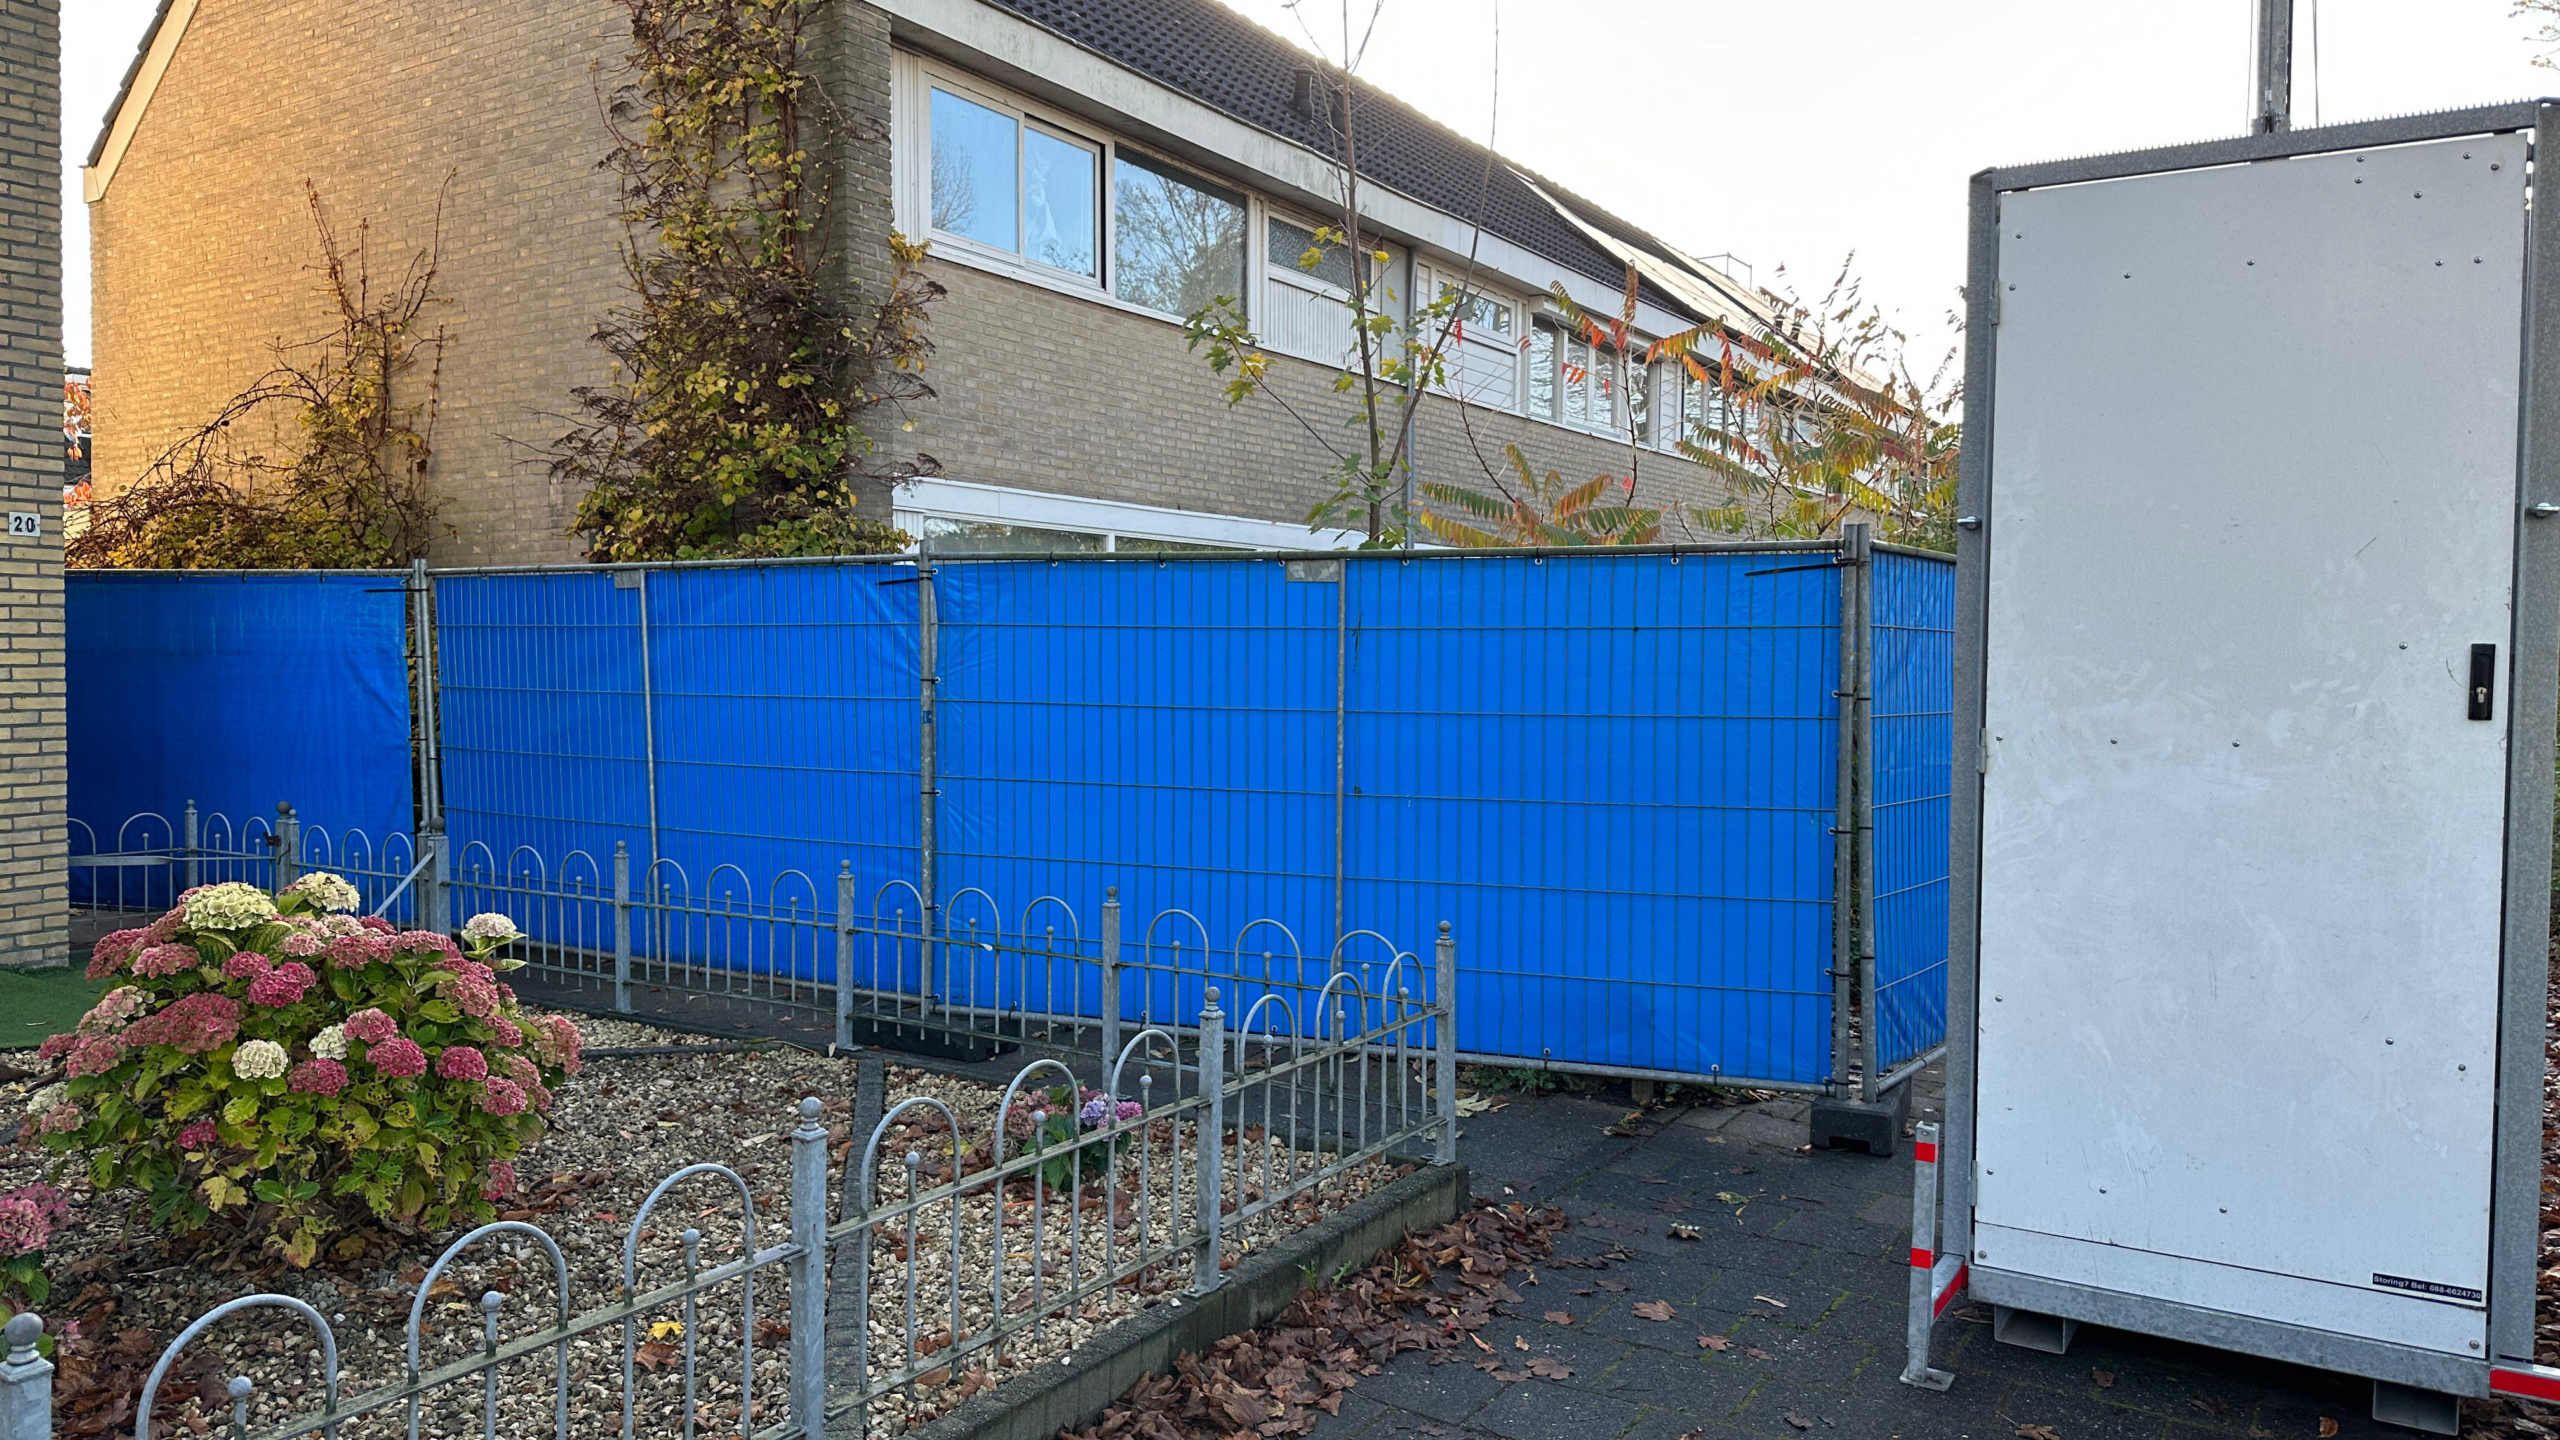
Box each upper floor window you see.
[1263,213,1405,368]
[1112,151,1247,316]
[929,85,1099,278]
[1417,264,1519,409]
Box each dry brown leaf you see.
[1513,1336,1528,1351]
[1543,1311,1574,1325]
[1469,1333,1494,1354]
[1784,1413,1814,1432]
[1632,1300,1675,1322]
[2091,1369,2114,1388]
[2014,1426,2060,1440]
[2318,1422,2340,1439]
[1697,1334,1730,1352]
[1745,1346,1773,1360]
[1527,1356,1573,1380]
[1752,1294,1788,1309]
[1668,1224,1701,1241]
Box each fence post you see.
[180,801,198,893]
[0,1312,51,1440]
[409,558,444,836]
[788,1097,829,1437]
[916,548,939,1017]
[1434,923,1458,1166]
[1192,988,1226,1295]
[835,863,856,1052]
[273,803,300,891]
[1830,525,1861,1096]
[1846,522,1880,1103]
[420,829,450,937]
[611,842,632,1014]
[1899,1120,1956,1390]
[1100,888,1122,1072]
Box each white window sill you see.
[924,234,1217,334]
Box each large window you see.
[1418,264,1519,408]
[928,85,1098,277]
[1112,151,1247,316]
[1263,214,1404,367]
[1529,317,1666,441]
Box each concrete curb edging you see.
[873,1160,1471,1440]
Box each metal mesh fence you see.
[1870,549,1957,1075]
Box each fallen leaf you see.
[2091,1369,2113,1389]
[1668,1223,1702,1241]
[1678,1432,1704,1440]
[2014,1427,2060,1440]
[1527,1357,1573,1380]
[2190,1396,2227,1418]
[1698,1335,1731,1353]
[1513,1336,1528,1351]
[1746,1346,1773,1360]
[1543,1311,1574,1325]
[2319,1421,2340,1439]
[1784,1413,1814,1432]
[1632,1300,1675,1322]
[1752,1295,1788,1309]
[634,1340,680,1373]
[648,1320,684,1341]
[1469,1333,1494,1354]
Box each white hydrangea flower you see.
[461,913,522,944]
[322,914,367,938]
[22,1082,63,1117]
[308,1024,348,1061]
[232,1039,289,1080]
[286,872,364,914]
[182,882,280,932]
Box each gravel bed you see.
[0,1023,1402,1440]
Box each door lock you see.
[2469,643,2497,721]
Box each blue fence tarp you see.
[1870,550,1957,1074]
[67,571,413,878]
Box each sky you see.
[59,0,2560,370]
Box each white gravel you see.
[1,1021,1402,1440]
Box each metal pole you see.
[917,549,940,1015]
[787,1097,830,1438]
[1101,887,1123,1072]
[1434,922,1457,1166]
[1846,522,1881,1103]
[421,830,450,937]
[612,842,632,1013]
[1830,532,1858,1096]
[635,570,662,879]
[835,863,856,1051]
[0,1312,53,1440]
[410,559,443,835]
[1332,571,1348,953]
[1899,1121,1956,1390]
[180,800,198,893]
[274,803,300,891]
[1192,988,1226,1294]
[2251,0,2294,134]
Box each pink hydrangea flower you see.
[86,928,145,980]
[64,1034,126,1078]
[435,1045,489,1081]
[484,1017,523,1048]
[37,1104,81,1136]
[287,1057,348,1096]
[495,982,516,1004]
[391,930,459,960]
[132,943,203,979]
[540,1015,583,1075]
[79,987,144,1033]
[502,1054,539,1087]
[279,927,328,959]
[528,1082,553,1113]
[0,1192,56,1257]
[140,908,184,945]
[359,916,394,935]
[34,1031,73,1063]
[476,1078,528,1117]
[343,1007,397,1045]
[449,975,500,1020]
[125,991,241,1055]
[481,1160,518,1199]
[245,961,316,1007]
[325,933,391,970]
[368,1036,427,1078]
[176,1119,218,1150]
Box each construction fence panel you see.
[1868,549,1958,1075]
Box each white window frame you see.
[1413,260,1524,411]
[893,477,1362,551]
[912,67,1107,289]
[1258,203,1410,370]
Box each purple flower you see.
[287,1057,348,1096]
[245,961,316,1007]
[435,1045,489,1082]
[1079,1095,1112,1127]
[367,1037,427,1079]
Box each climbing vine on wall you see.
[68,185,450,569]
[552,0,941,562]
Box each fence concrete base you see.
[875,1161,1471,1440]
[1812,1084,1910,1156]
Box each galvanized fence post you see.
[409,558,444,836]
[1192,989,1226,1294]
[1830,528,1861,1095]
[0,1312,51,1440]
[1900,1120,1956,1390]
[1846,522,1881,1102]
[834,863,857,1051]
[916,548,939,1016]
[273,803,300,890]
[788,1097,829,1436]
[611,842,632,1012]
[1100,888,1122,1071]
[420,830,450,937]
[180,800,199,893]
[1435,923,1458,1165]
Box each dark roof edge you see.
[87,0,182,170]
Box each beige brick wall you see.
[89,0,632,567]
[0,0,63,968]
[88,0,1730,564]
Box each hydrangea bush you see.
[36,877,577,1266]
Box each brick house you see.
[84,0,1780,565]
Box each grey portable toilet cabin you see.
[1901,101,2560,1433]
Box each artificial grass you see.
[0,964,107,1052]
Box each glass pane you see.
[931,88,1018,251]
[1682,365,1708,434]
[1268,217,1355,291]
[1023,128,1097,276]
[1113,152,1247,316]
[1114,535,1244,553]
[918,516,1104,553]
[1528,324,1556,420]
[1562,335,1589,424]
[1629,359,1652,444]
